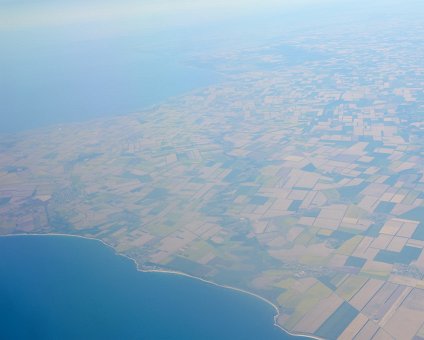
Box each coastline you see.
[0,232,323,340]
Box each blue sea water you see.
[0,31,218,133]
[0,235,305,340]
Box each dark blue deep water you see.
[0,235,303,340]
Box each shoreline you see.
[0,232,323,340]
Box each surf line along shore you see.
[0,232,323,340]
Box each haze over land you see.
[1,0,424,339]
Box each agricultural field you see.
[1,14,423,339]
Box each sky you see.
[2,0,423,37]
[0,0,345,31]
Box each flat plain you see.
[1,15,424,340]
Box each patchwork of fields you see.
[1,17,423,339]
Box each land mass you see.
[1,17,424,339]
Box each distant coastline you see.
[0,47,220,134]
[0,232,322,340]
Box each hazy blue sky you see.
[1,0,423,37]
[0,0,366,31]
